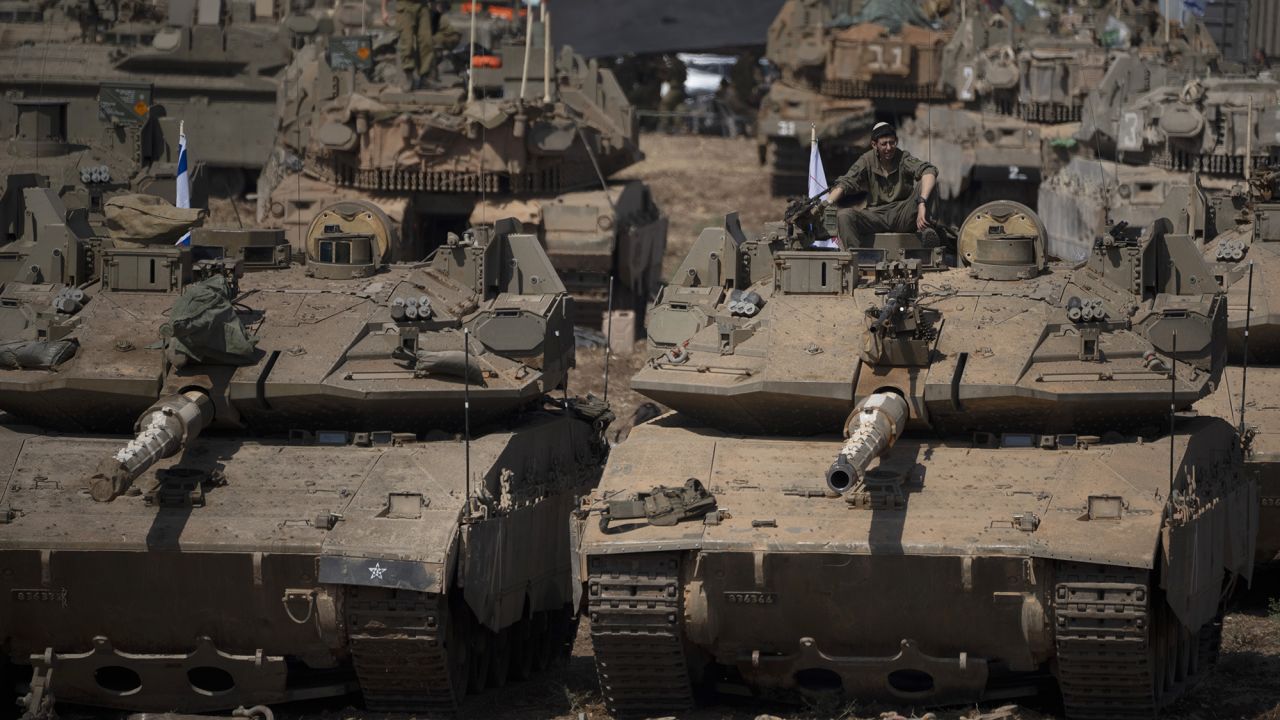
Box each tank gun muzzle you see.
[88,390,215,502]
[826,392,908,494]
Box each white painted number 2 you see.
[1008,165,1027,180]
[960,65,976,101]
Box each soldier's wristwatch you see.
[916,196,927,205]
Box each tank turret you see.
[0,198,574,433]
[635,200,1225,435]
[0,0,294,198]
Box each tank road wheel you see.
[1198,603,1225,668]
[1054,564,1220,719]
[486,628,512,688]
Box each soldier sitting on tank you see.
[382,0,461,89]
[822,122,938,248]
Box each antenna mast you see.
[519,0,534,99]
[1240,261,1255,436]
[604,275,614,403]
[543,7,552,104]
[463,328,472,502]
[1169,330,1178,488]
[467,0,476,101]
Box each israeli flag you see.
[808,128,839,249]
[175,121,190,246]
[1183,0,1206,17]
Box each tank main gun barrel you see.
[88,390,215,502]
[826,392,909,494]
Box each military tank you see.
[757,0,948,196]
[259,10,667,325]
[1193,167,1280,564]
[1041,63,1280,259]
[0,188,612,716]
[0,0,298,198]
[574,200,1255,718]
[0,92,208,246]
[904,3,1221,226]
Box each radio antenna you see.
[519,0,534,99]
[1239,260,1255,436]
[603,275,614,403]
[1169,330,1178,488]
[463,328,472,502]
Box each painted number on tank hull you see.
[12,588,67,607]
[724,591,777,605]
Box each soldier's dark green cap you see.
[871,122,897,140]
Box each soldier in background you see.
[656,54,687,132]
[382,0,461,88]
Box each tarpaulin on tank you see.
[550,0,785,57]
[104,194,206,245]
[0,339,77,369]
[831,0,934,32]
[162,276,258,366]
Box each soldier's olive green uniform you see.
[833,147,938,246]
[396,2,461,80]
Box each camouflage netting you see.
[161,276,258,366]
[104,194,206,245]
[832,0,937,32]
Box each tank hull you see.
[0,410,602,712]
[579,415,1255,716]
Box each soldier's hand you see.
[916,204,928,231]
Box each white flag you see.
[808,132,839,248]
[808,134,827,199]
[175,121,190,246]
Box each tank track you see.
[1053,562,1218,719]
[345,586,459,713]
[588,553,695,718]
[1054,563,1155,719]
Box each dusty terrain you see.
[250,134,1280,720]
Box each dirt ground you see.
[615,134,781,280]
[260,134,1280,720]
